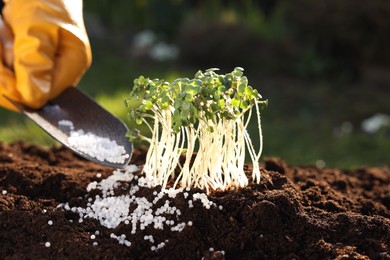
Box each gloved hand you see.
[0,0,92,111]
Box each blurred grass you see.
[258,77,390,168]
[0,34,389,169]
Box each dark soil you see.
[0,142,389,259]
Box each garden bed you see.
[0,142,389,259]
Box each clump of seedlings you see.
[126,68,267,193]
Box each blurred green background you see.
[1,0,389,168]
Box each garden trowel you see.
[6,88,133,169]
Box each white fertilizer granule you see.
[58,120,129,164]
[58,120,75,130]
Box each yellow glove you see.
[0,0,92,111]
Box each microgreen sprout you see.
[126,67,267,193]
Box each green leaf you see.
[188,79,202,86]
[211,103,219,112]
[172,125,181,133]
[231,98,240,108]
[179,92,187,99]
[126,129,141,143]
[238,82,246,95]
[149,86,157,96]
[185,85,201,95]
[195,70,204,79]
[161,95,170,104]
[182,100,191,110]
[213,91,220,101]
[135,116,143,125]
[181,117,189,127]
[245,86,253,99]
[190,114,197,124]
[139,104,147,112]
[191,106,198,117]
[218,85,226,93]
[143,100,153,110]
[138,75,145,84]
[205,111,213,121]
[233,67,244,77]
[173,109,180,118]
[253,89,260,99]
[180,109,190,118]
[240,100,249,109]
[173,100,182,109]
[185,93,193,101]
[218,99,225,109]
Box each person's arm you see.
[0,0,92,111]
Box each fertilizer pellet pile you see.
[58,165,221,250]
[58,120,129,164]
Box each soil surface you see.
[0,142,389,259]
